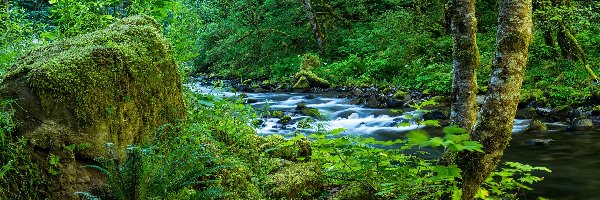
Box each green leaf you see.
[443,125,466,135]
[49,154,60,166]
[330,128,346,135]
[462,141,484,152]
[420,120,441,127]
[407,130,430,145]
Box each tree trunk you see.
[301,0,326,54]
[557,25,579,60]
[558,22,599,81]
[449,0,479,131]
[457,0,533,199]
[543,30,560,59]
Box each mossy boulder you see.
[265,161,323,199]
[271,110,285,118]
[525,120,548,133]
[261,134,312,162]
[215,159,260,199]
[392,90,410,101]
[278,115,292,125]
[293,75,311,90]
[0,15,185,198]
[300,107,322,120]
[294,70,330,89]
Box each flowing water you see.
[187,81,600,200]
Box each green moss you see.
[300,53,321,71]
[278,115,292,125]
[0,15,186,176]
[271,111,285,118]
[293,76,310,89]
[216,159,260,199]
[265,161,323,199]
[300,107,322,119]
[392,90,408,100]
[260,135,312,162]
[294,70,331,88]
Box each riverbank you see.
[192,76,600,132]
[188,78,599,200]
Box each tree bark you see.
[449,0,480,131]
[300,0,326,55]
[457,0,533,199]
[558,22,599,81]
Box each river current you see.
[187,80,600,200]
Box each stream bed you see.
[187,80,600,200]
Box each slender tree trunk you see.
[457,0,533,199]
[449,0,479,131]
[558,22,599,81]
[301,0,326,54]
[557,25,579,60]
[543,30,560,58]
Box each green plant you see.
[48,154,61,176]
[82,139,225,200]
[0,100,45,199]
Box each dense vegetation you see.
[2,1,599,108]
[1,0,597,199]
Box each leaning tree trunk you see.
[449,0,480,131]
[300,0,326,54]
[558,22,600,81]
[457,0,533,199]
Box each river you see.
[187,80,600,200]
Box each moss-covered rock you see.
[525,120,548,133]
[0,15,185,199]
[300,107,322,119]
[294,70,330,89]
[265,161,323,199]
[392,90,410,101]
[215,159,260,199]
[278,115,292,125]
[260,135,312,162]
[293,75,311,90]
[271,110,285,119]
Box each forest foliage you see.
[2,0,599,109]
[0,0,595,199]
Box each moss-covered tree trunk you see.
[449,0,480,131]
[301,0,325,54]
[558,22,600,81]
[456,0,533,199]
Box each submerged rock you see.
[525,120,548,133]
[527,138,554,146]
[0,15,185,199]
